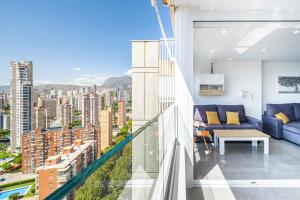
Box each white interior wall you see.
[193,60,262,119]
[262,62,300,111]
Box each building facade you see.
[118,100,126,128]
[34,107,49,130]
[100,109,112,151]
[35,140,95,200]
[22,124,100,174]
[82,93,99,127]
[10,61,33,148]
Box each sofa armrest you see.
[245,116,263,131]
[262,115,283,138]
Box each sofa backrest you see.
[194,105,217,123]
[266,103,295,121]
[293,103,300,121]
[217,105,246,123]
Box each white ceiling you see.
[174,0,300,10]
[194,22,300,62]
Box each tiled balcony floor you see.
[190,138,300,200]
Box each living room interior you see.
[191,21,300,199]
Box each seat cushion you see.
[206,122,256,130]
[194,105,217,123]
[267,103,295,122]
[293,103,300,121]
[283,121,300,135]
[217,105,246,123]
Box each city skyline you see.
[0,0,173,86]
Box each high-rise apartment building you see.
[0,95,3,110]
[22,124,100,174]
[0,112,3,129]
[118,90,128,103]
[34,107,49,130]
[61,103,74,127]
[57,103,74,127]
[2,114,10,130]
[100,109,112,151]
[38,97,57,119]
[82,93,99,127]
[10,61,33,148]
[35,140,95,200]
[118,100,126,128]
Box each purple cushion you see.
[293,103,300,121]
[283,121,300,135]
[217,105,246,123]
[194,105,217,123]
[266,104,295,122]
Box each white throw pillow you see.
[194,107,202,122]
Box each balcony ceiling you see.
[194,22,300,62]
[174,0,300,10]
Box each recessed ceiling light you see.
[228,58,233,61]
[210,49,215,52]
[293,30,299,34]
[221,30,227,34]
[261,48,266,52]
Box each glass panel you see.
[45,105,178,200]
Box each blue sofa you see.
[194,104,262,135]
[263,103,300,145]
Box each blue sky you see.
[0,0,172,86]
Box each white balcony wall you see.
[132,41,160,132]
[174,6,194,188]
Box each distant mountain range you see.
[0,75,132,93]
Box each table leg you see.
[219,138,225,155]
[264,138,269,154]
[214,134,218,147]
[252,140,257,147]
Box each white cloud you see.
[73,67,81,71]
[65,74,108,86]
[35,80,54,85]
[125,69,132,76]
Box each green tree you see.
[3,104,10,114]
[69,120,82,129]
[75,143,132,200]
[0,143,7,151]
[13,154,22,164]
[111,102,118,115]
[8,193,19,200]
[1,162,12,171]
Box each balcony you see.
[45,105,183,200]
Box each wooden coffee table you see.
[213,129,270,155]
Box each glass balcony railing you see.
[45,105,179,200]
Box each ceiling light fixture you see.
[293,30,300,34]
[221,30,227,34]
[261,48,266,52]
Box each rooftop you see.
[36,140,94,171]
